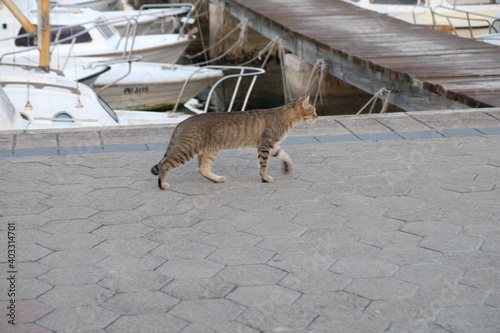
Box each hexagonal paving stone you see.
[168,299,246,323]
[37,285,113,308]
[40,206,98,220]
[151,241,215,260]
[345,277,418,300]
[237,304,317,332]
[106,314,188,333]
[162,277,235,299]
[394,263,463,286]
[39,219,101,234]
[245,221,307,238]
[38,265,109,286]
[99,270,172,292]
[329,258,398,279]
[92,238,159,257]
[37,306,119,332]
[280,270,351,294]
[207,247,275,265]
[95,255,165,273]
[36,233,103,251]
[226,285,301,308]
[102,291,179,315]
[91,223,153,239]
[419,234,484,253]
[216,264,287,286]
[199,232,263,248]
[181,322,258,333]
[156,259,224,279]
[39,249,108,267]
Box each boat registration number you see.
[124,86,149,94]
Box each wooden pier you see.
[214,0,500,111]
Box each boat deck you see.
[220,0,500,110]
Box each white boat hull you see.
[93,63,223,110]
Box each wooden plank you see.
[222,0,500,108]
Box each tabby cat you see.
[151,95,317,190]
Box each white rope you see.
[188,18,249,65]
[304,59,327,107]
[356,88,392,115]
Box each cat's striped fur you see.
[151,95,317,190]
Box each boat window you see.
[95,22,115,40]
[370,0,419,4]
[98,97,119,123]
[20,113,29,120]
[15,25,92,47]
[54,112,74,122]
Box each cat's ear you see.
[301,95,310,108]
[295,95,310,112]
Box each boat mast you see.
[38,0,50,71]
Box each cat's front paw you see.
[159,179,170,190]
[261,175,273,183]
[215,176,226,183]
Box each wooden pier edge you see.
[215,0,499,111]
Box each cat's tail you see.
[150,163,160,176]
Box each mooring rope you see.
[356,88,392,115]
[304,58,327,107]
[186,18,249,66]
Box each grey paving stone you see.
[294,291,369,320]
[207,247,275,265]
[37,285,113,308]
[40,206,99,220]
[226,285,301,307]
[15,133,58,149]
[95,255,165,273]
[245,221,307,238]
[280,270,351,294]
[345,277,418,300]
[394,263,463,285]
[16,279,52,300]
[199,232,263,248]
[329,258,398,279]
[309,313,390,333]
[57,131,101,147]
[14,147,59,157]
[38,265,109,286]
[181,322,259,333]
[376,246,443,266]
[106,314,187,333]
[336,116,392,133]
[434,305,500,333]
[237,304,317,332]
[400,221,463,237]
[419,234,484,253]
[216,264,287,286]
[36,232,104,251]
[99,271,172,292]
[60,145,103,155]
[91,223,153,239]
[92,238,159,257]
[156,259,224,279]
[267,252,336,273]
[37,306,119,332]
[101,291,179,314]
[151,241,216,260]
[39,249,108,267]
[162,277,235,299]
[168,299,246,323]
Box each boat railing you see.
[137,3,195,36]
[430,5,496,37]
[172,66,266,113]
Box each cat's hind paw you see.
[261,175,273,183]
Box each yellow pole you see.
[2,0,36,33]
[38,0,51,70]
